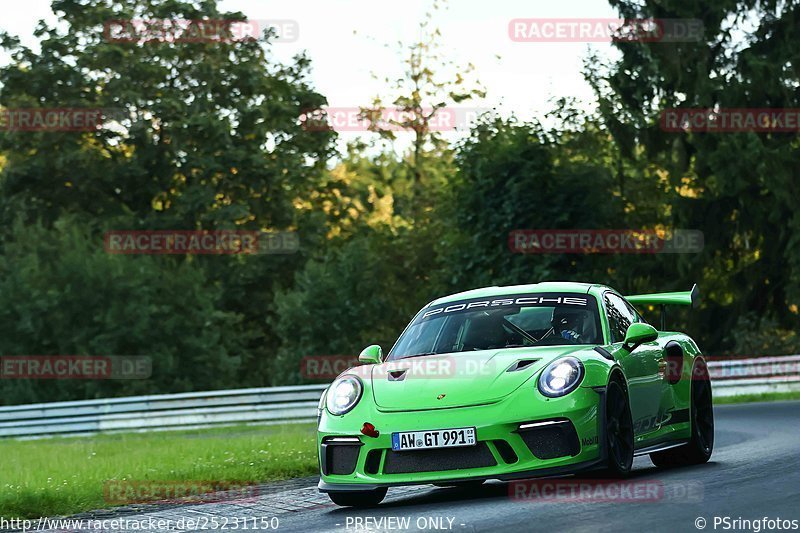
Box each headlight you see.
[326,376,363,415]
[538,357,585,397]
[317,389,326,425]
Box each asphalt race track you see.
[34,401,800,533]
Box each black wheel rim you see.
[693,365,714,454]
[607,381,634,470]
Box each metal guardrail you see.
[708,355,800,397]
[0,356,798,439]
[0,385,327,439]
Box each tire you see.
[433,480,485,489]
[650,360,714,468]
[327,487,387,507]
[592,375,634,478]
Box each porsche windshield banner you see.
[414,292,596,323]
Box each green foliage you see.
[586,0,800,348]
[360,0,482,220]
[0,0,335,399]
[0,0,334,229]
[725,313,800,357]
[440,115,622,289]
[0,217,246,403]
[270,227,439,384]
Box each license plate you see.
[391,427,476,451]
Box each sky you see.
[0,0,620,147]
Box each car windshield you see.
[388,292,602,360]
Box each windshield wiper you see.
[397,351,438,360]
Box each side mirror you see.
[622,323,658,352]
[359,344,383,364]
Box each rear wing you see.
[626,284,699,330]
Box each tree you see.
[0,217,247,404]
[440,113,622,291]
[0,0,335,230]
[269,1,486,377]
[587,0,800,350]
[0,0,338,393]
[359,0,485,221]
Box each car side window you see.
[604,293,638,343]
[624,299,645,325]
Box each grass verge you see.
[0,423,318,519]
[715,390,800,404]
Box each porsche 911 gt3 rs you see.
[317,282,714,506]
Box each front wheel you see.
[327,487,387,507]
[650,360,714,467]
[593,376,634,477]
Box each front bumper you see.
[317,385,603,489]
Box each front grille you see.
[383,442,496,474]
[322,440,361,475]
[518,420,580,460]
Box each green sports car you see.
[317,282,714,506]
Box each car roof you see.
[428,281,614,307]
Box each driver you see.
[551,308,589,341]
